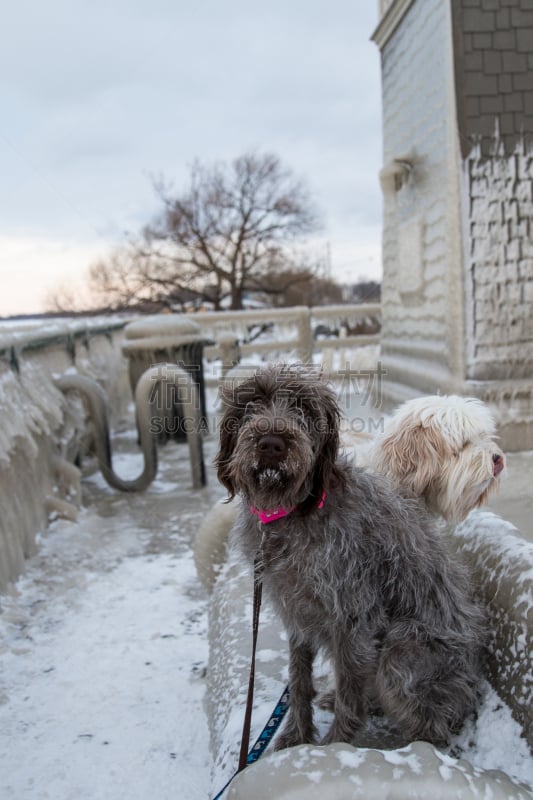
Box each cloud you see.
[0,0,383,314]
[0,235,107,316]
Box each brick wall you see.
[452,0,533,158]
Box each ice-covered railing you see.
[197,304,381,371]
[0,317,128,373]
[0,318,131,591]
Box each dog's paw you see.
[320,715,364,746]
[274,724,317,751]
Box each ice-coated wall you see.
[375,0,465,400]
[464,139,533,381]
[0,322,130,591]
[461,138,533,449]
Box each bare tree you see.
[89,152,321,311]
[87,247,178,311]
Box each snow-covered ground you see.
[0,392,532,799]
[0,428,226,800]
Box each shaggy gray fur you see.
[216,365,484,749]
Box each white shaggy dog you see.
[369,395,505,524]
[195,392,505,590]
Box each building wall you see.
[452,0,533,159]
[452,0,533,382]
[377,0,465,401]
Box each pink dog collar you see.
[250,492,326,524]
[249,505,296,524]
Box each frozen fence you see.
[198,304,381,374]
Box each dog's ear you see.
[301,383,343,514]
[373,421,445,497]
[215,388,241,499]
[215,372,263,498]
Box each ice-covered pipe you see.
[55,364,205,492]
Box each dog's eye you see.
[287,403,310,430]
[292,404,307,421]
[243,400,262,420]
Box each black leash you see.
[238,550,264,771]
[211,529,290,799]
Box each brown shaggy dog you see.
[216,365,484,748]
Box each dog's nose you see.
[257,433,287,460]
[492,453,504,477]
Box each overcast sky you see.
[0,0,383,316]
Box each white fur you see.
[370,395,504,523]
